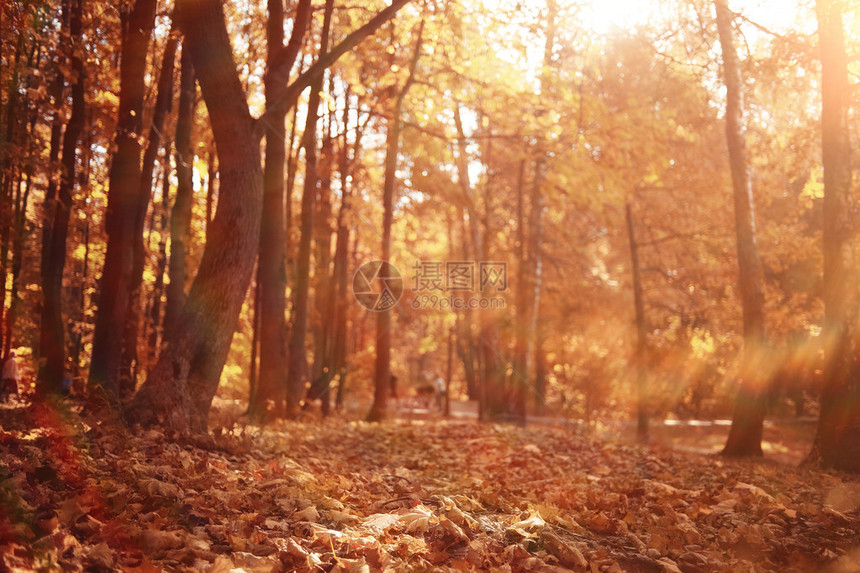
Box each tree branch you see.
[255,0,414,139]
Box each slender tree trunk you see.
[89,0,157,401]
[716,0,768,457]
[247,274,260,412]
[326,93,356,416]
[453,107,485,415]
[39,0,85,395]
[35,0,66,378]
[513,159,530,414]
[163,46,196,336]
[123,34,178,392]
[287,0,335,419]
[534,323,547,417]
[809,0,860,471]
[147,149,171,364]
[5,172,31,359]
[309,129,335,405]
[0,38,25,355]
[626,203,648,440]
[251,0,312,422]
[368,21,424,422]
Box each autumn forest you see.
[2,0,860,570]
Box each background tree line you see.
[1,0,859,470]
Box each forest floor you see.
[1,397,860,572]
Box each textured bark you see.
[128,0,263,432]
[39,0,85,395]
[163,47,196,336]
[89,0,157,400]
[251,0,312,422]
[128,0,414,432]
[809,0,860,472]
[716,0,768,457]
[368,21,424,422]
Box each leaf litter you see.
[1,402,860,572]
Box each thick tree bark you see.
[39,0,85,395]
[250,0,312,422]
[368,21,424,422]
[809,0,860,472]
[129,0,414,432]
[163,46,196,336]
[89,0,157,401]
[128,0,264,432]
[716,0,768,457]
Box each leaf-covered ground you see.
[2,400,860,572]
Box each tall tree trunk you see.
[513,159,530,416]
[5,172,31,359]
[809,0,860,472]
[250,0,312,422]
[147,150,171,364]
[39,0,85,395]
[88,0,157,401]
[163,46,196,336]
[309,128,335,405]
[716,0,768,457]
[533,322,547,417]
[128,0,264,432]
[626,203,648,440]
[367,20,424,422]
[325,91,357,416]
[287,0,335,419]
[0,37,25,356]
[123,33,178,391]
[128,0,413,433]
[247,274,261,413]
[453,106,486,415]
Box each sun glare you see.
[582,0,657,33]
[581,0,807,36]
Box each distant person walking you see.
[2,351,21,402]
